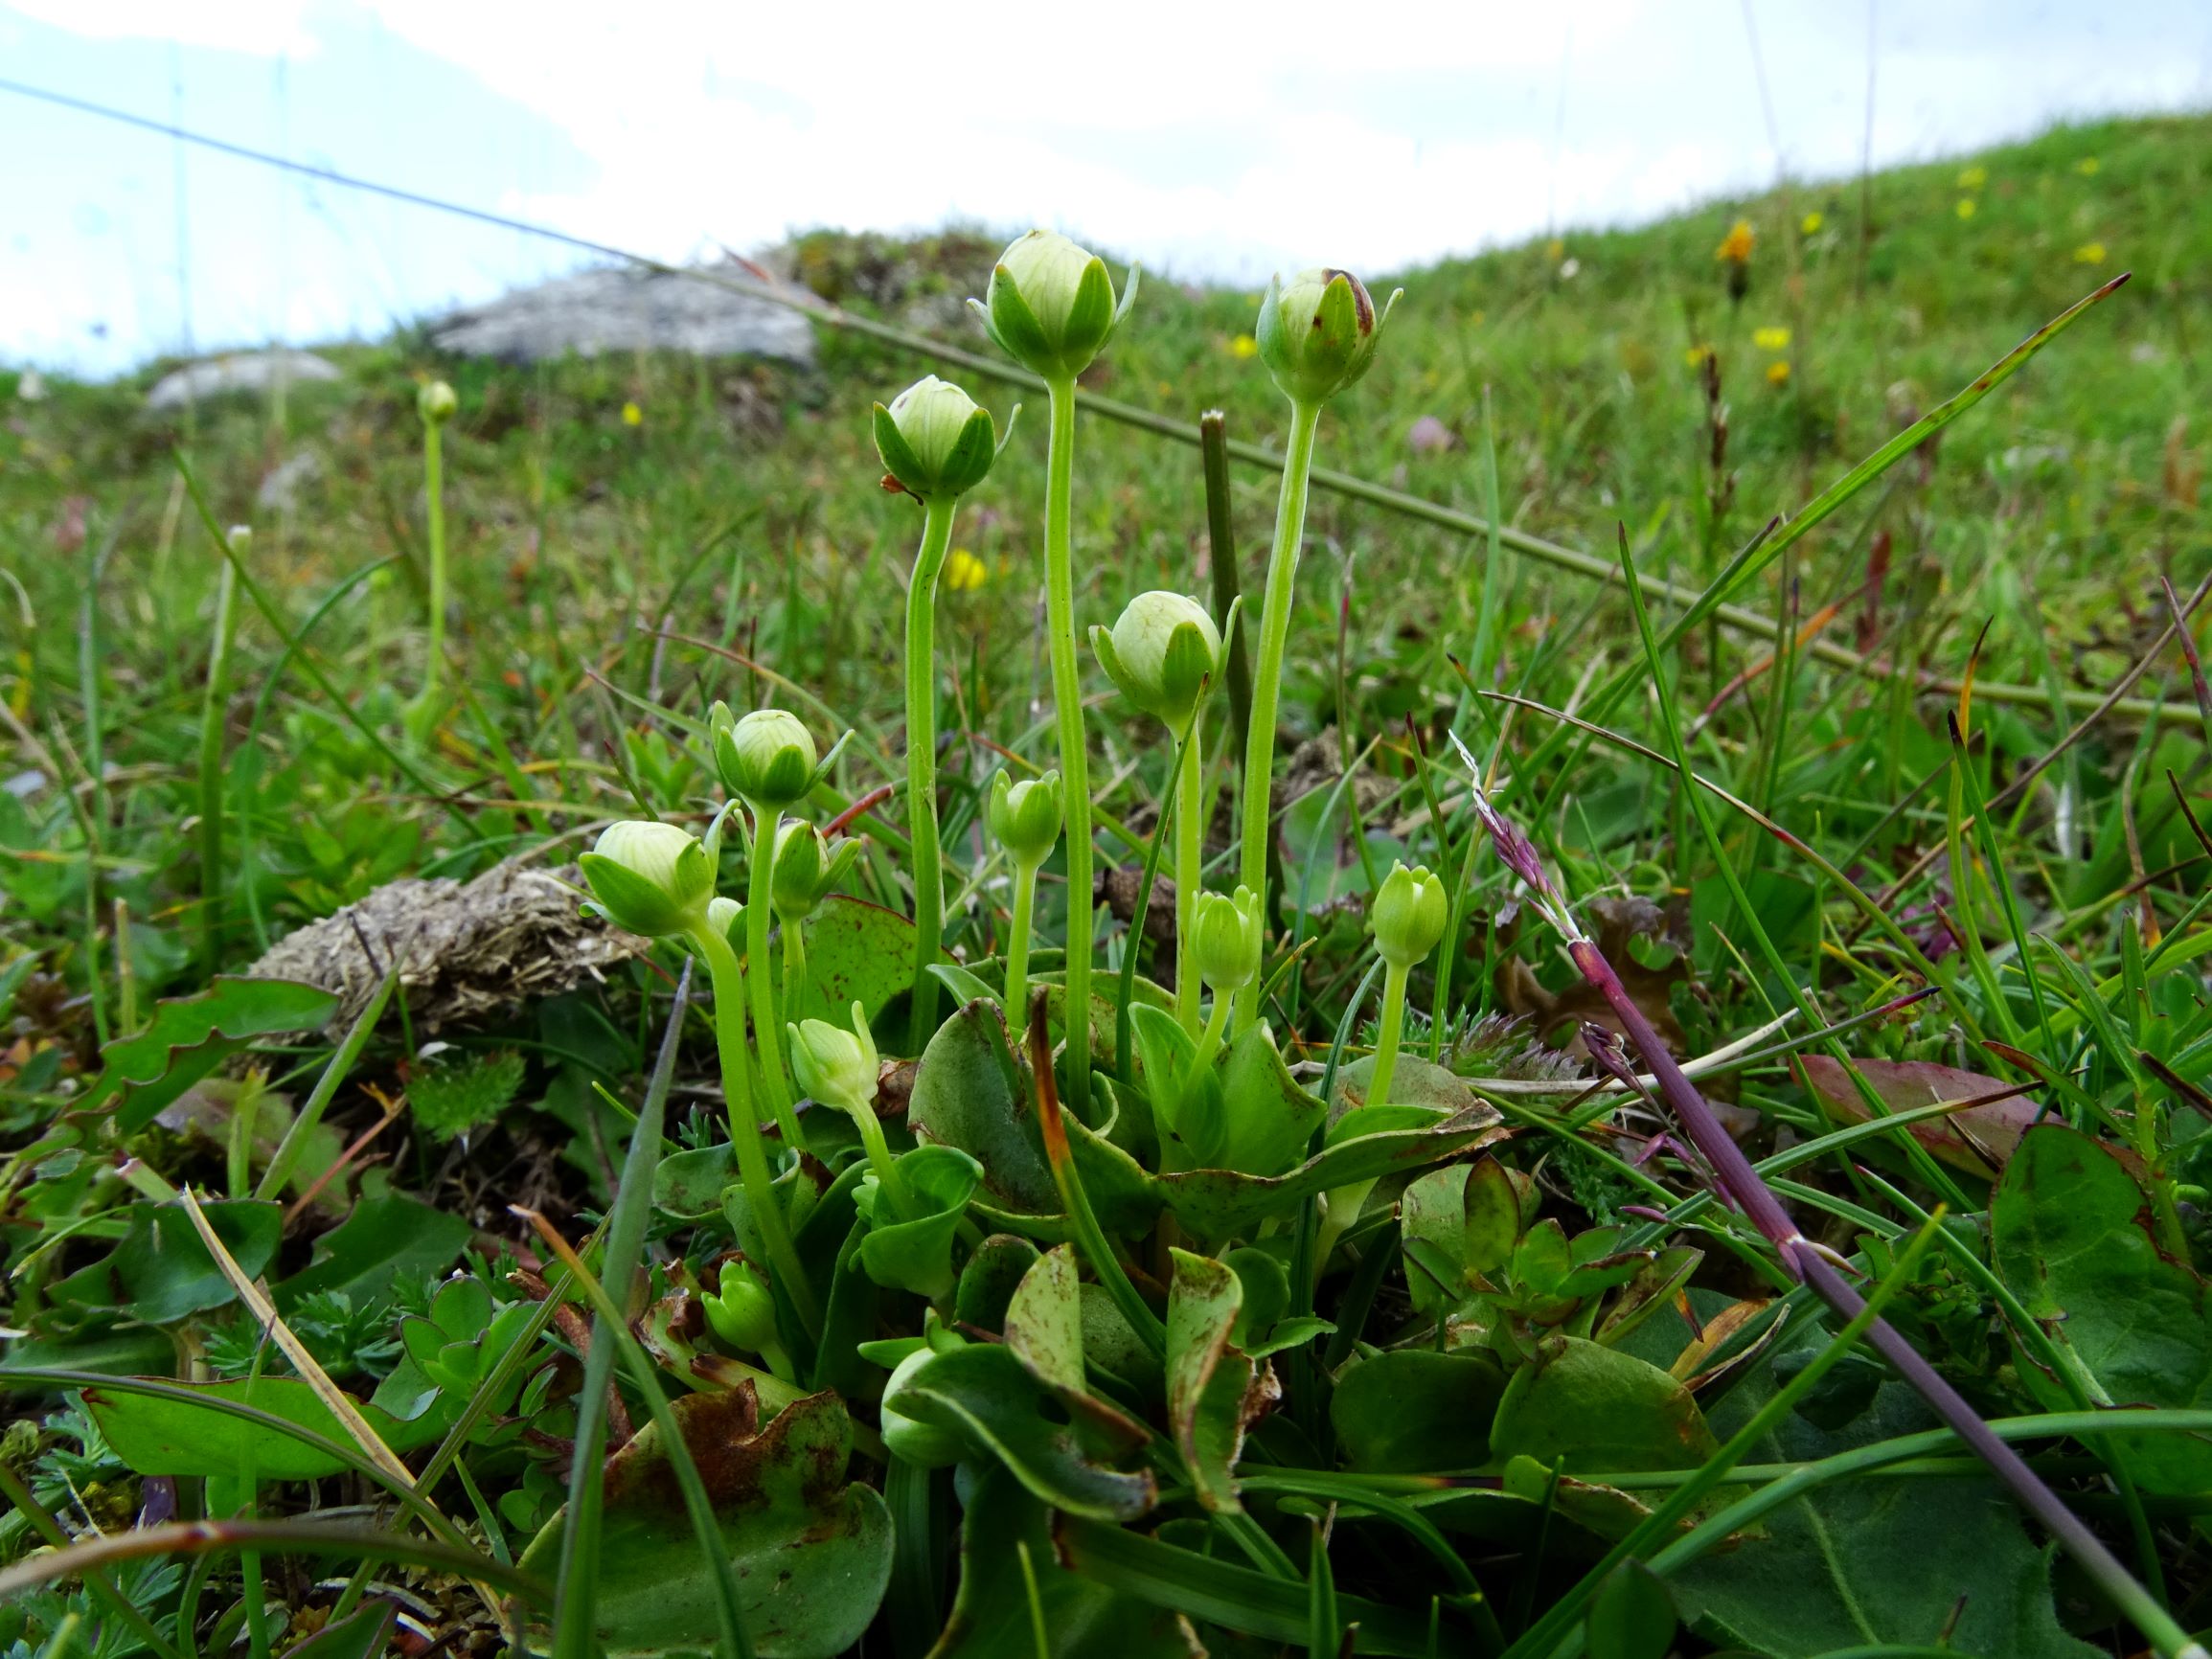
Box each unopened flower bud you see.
[579,820,715,938]
[418,379,458,426]
[788,1002,879,1113]
[1191,885,1264,993]
[771,819,859,923]
[701,1259,779,1357]
[974,229,1135,383]
[1255,268,1400,408]
[1370,861,1448,969]
[880,1346,963,1468]
[705,895,743,944]
[1090,591,1221,729]
[988,769,1063,870]
[715,705,818,808]
[874,375,997,499]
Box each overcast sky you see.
[5,0,2209,375]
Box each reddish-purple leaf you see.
[1798,1056,2042,1174]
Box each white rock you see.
[430,261,815,366]
[146,351,341,413]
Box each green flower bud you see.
[579,820,714,938]
[770,819,861,923]
[701,1259,779,1356]
[974,229,1136,382]
[705,895,743,944]
[873,375,997,499]
[1370,861,1448,969]
[1090,591,1222,729]
[1191,885,1264,993]
[418,379,458,426]
[788,1002,879,1113]
[715,705,818,808]
[987,769,1063,870]
[879,1346,963,1468]
[1255,268,1402,408]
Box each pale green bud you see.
[418,379,458,426]
[788,1001,879,1113]
[1091,591,1221,729]
[879,1346,963,1467]
[1370,861,1448,969]
[987,769,1062,870]
[1191,885,1264,992]
[874,375,996,499]
[1255,268,1401,408]
[701,1259,778,1354]
[579,820,714,938]
[974,229,1136,382]
[705,895,743,944]
[770,819,860,923]
[715,705,817,808]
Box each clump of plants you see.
[6,212,2211,1659]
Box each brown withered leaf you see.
[1797,1055,2042,1175]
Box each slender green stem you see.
[741,807,800,1141]
[1174,717,1203,1034]
[1181,989,1232,1100]
[688,923,819,1338]
[1367,958,1410,1106]
[1042,378,1096,1113]
[1237,396,1323,1024]
[905,494,958,1052]
[841,1096,911,1221]
[423,418,446,697]
[1003,859,1038,1036]
[196,556,238,975]
[783,914,809,1000]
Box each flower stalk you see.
[417,380,456,701]
[903,495,956,1048]
[1042,377,1097,1109]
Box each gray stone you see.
[430,261,816,367]
[145,350,341,412]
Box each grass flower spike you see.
[973,229,1139,1114]
[989,768,1062,1033]
[874,375,1006,1049]
[1237,266,1401,1022]
[1094,590,1222,1028]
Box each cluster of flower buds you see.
[1091,592,1223,732]
[771,819,861,926]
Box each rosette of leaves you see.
[376,1273,547,1432]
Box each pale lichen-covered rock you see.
[430,261,816,366]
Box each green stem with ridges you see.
[688,922,819,1339]
[1367,958,1410,1107]
[1003,859,1039,1036]
[905,494,957,1052]
[741,807,801,1143]
[1174,717,1203,1034]
[1237,396,1323,1025]
[1042,377,1095,1113]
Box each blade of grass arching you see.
[1608,543,1974,1211]
[196,552,239,976]
[0,1462,188,1659]
[175,456,481,838]
[1306,1521,1339,1659]
[1943,707,2025,1048]
[2160,574,2212,755]
[1505,1209,1950,1659]
[1950,712,2057,1056]
[516,1207,754,1659]
[552,961,693,1659]
[256,966,398,1200]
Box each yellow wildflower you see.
[621,400,643,427]
[2075,156,2100,176]
[1684,345,1713,368]
[1957,165,1988,191]
[2074,242,2107,265]
[1228,334,1259,360]
[1715,219,1755,264]
[1800,211,1824,235]
[1544,238,1565,263]
[1955,197,1976,220]
[945,550,989,592]
[1753,326,1790,352]
[1767,359,1791,386]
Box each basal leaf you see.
[81,976,339,1131]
